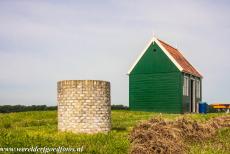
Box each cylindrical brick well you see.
[57,80,111,134]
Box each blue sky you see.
[0,0,230,106]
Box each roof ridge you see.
[157,39,178,50]
[158,38,202,78]
[128,36,202,78]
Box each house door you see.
[190,79,196,112]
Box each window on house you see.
[183,76,189,96]
[196,80,201,98]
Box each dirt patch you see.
[130,115,230,154]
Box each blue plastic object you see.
[199,102,207,114]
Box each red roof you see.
[158,39,202,78]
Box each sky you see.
[0,0,230,106]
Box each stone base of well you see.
[57,80,111,134]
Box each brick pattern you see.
[57,80,111,134]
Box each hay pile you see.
[130,115,230,154]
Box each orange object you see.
[210,103,230,109]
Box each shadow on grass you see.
[112,127,127,132]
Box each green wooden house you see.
[128,36,203,113]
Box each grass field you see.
[0,110,229,154]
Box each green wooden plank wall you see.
[129,73,182,113]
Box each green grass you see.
[0,111,229,154]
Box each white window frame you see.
[183,76,189,96]
[196,80,201,98]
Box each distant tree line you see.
[0,104,129,113]
[0,104,226,113]
[0,105,57,113]
[111,104,129,110]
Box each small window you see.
[153,49,157,52]
[183,76,189,96]
[196,80,201,98]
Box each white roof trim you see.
[155,39,183,71]
[176,46,203,78]
[127,37,156,74]
[127,36,183,74]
